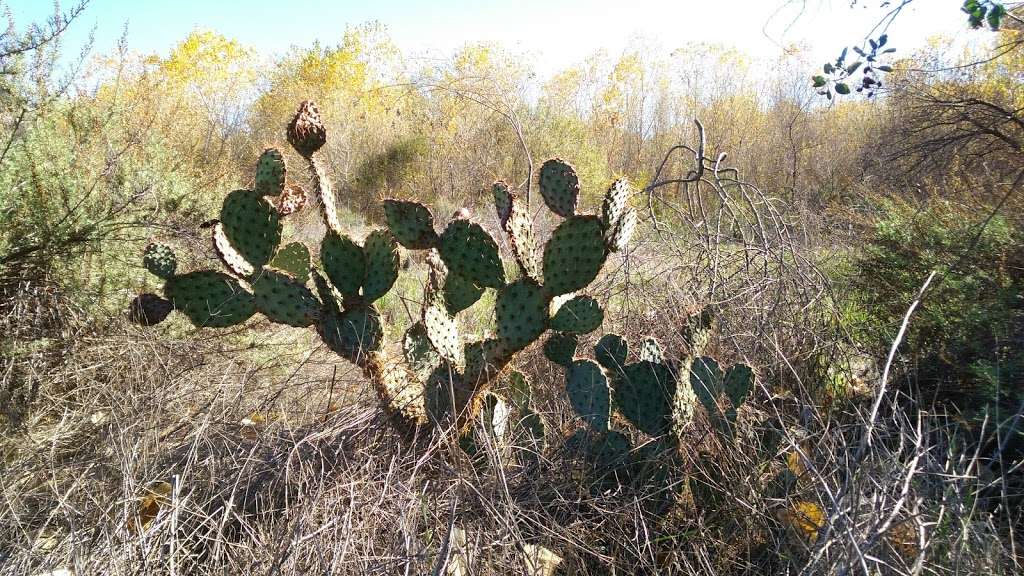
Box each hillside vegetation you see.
[1,4,1022,575]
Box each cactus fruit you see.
[543,332,578,366]
[128,293,172,326]
[538,158,580,217]
[276,183,307,216]
[143,243,177,279]
[542,216,607,296]
[254,148,286,196]
[438,219,506,289]
[135,99,635,436]
[287,100,326,158]
[549,295,604,334]
[383,199,438,249]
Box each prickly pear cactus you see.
[131,100,637,436]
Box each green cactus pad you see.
[438,219,505,288]
[165,270,256,328]
[690,356,724,416]
[682,306,715,356]
[219,189,281,269]
[128,293,173,326]
[321,232,366,299]
[443,272,484,314]
[608,208,637,253]
[319,305,384,361]
[615,360,677,436]
[601,178,630,232]
[594,333,628,372]
[362,230,399,302]
[549,295,604,334]
[542,216,607,296]
[463,338,512,384]
[252,268,320,327]
[538,158,580,217]
[566,359,611,432]
[492,181,513,224]
[383,199,438,249]
[723,363,754,408]
[502,188,540,280]
[423,302,464,370]
[403,322,441,380]
[543,332,578,366]
[310,268,342,316]
[566,429,631,468]
[142,243,177,279]
[254,147,286,196]
[495,279,547,351]
[639,337,664,363]
[481,392,511,440]
[269,242,311,283]
[212,223,255,277]
[506,370,531,408]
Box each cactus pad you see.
[404,322,441,380]
[492,181,513,225]
[542,216,607,296]
[423,302,464,370]
[601,178,630,232]
[142,243,177,279]
[254,147,286,196]
[165,270,256,328]
[311,268,342,316]
[566,359,611,432]
[128,293,173,326]
[639,337,664,363]
[690,356,724,416]
[287,100,326,158]
[253,268,320,327]
[219,189,281,270]
[269,242,311,283]
[608,208,637,253]
[506,370,531,408]
[212,223,255,277]
[501,187,540,280]
[319,306,383,361]
[723,363,753,408]
[362,230,399,302]
[321,232,366,298]
[443,272,484,314]
[276,183,307,216]
[615,361,677,436]
[384,199,438,249]
[550,295,603,334]
[495,279,547,350]
[538,158,580,217]
[463,338,509,385]
[594,333,628,372]
[438,219,505,289]
[543,332,578,366]
[682,306,715,356]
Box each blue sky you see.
[8,0,982,77]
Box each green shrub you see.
[842,199,1023,419]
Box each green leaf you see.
[834,83,851,95]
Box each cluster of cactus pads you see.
[545,311,754,474]
[131,100,639,433]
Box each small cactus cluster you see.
[546,309,755,474]
[132,101,638,434]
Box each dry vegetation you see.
[1,2,1022,575]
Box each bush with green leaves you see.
[842,199,1023,419]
